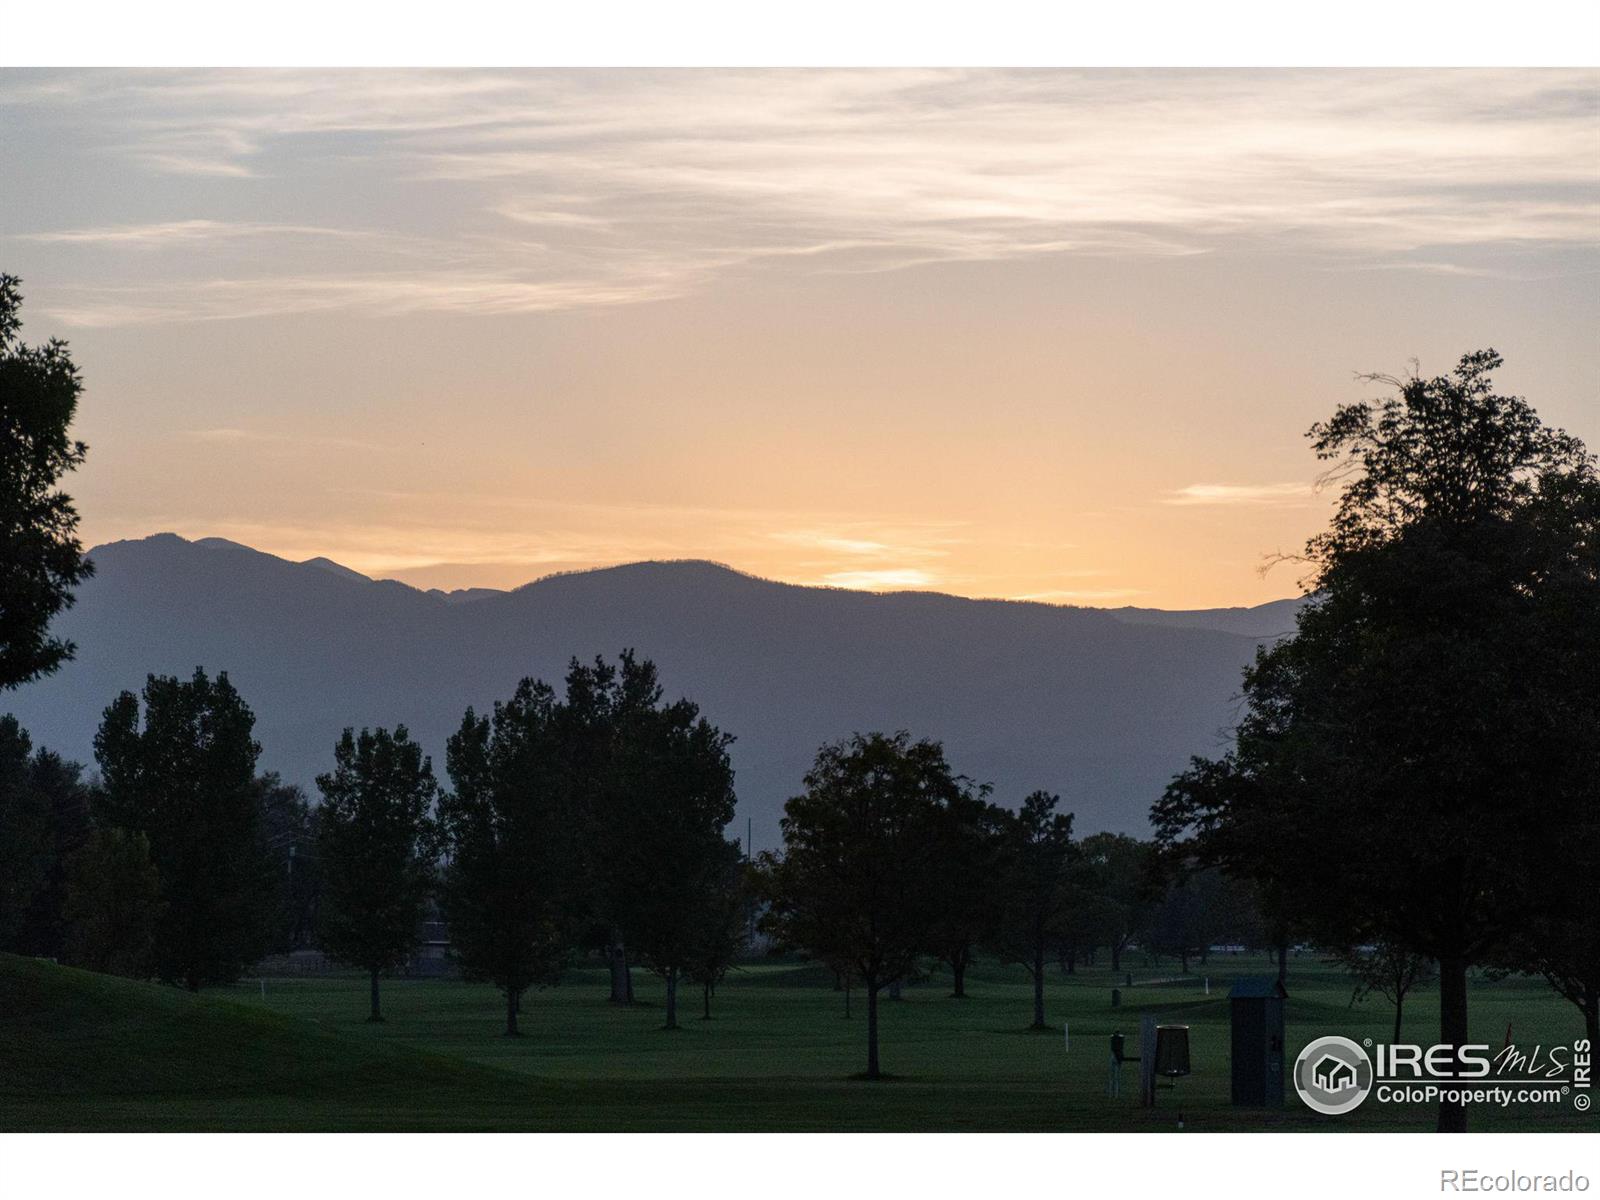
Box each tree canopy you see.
[762,731,961,1078]
[985,789,1077,1029]
[316,725,439,1022]
[439,679,575,1035]
[1153,350,1599,1131]
[0,274,93,690]
[93,669,272,990]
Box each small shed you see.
[1229,976,1288,1107]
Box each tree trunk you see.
[608,937,632,1004]
[1179,949,1189,974]
[1065,946,1077,975]
[368,969,383,1023]
[1437,952,1469,1132]
[865,976,880,1078]
[1032,942,1047,1029]
[844,981,851,1019]
[1393,992,1405,1046]
[504,986,520,1037]
[1111,941,1123,973]
[1276,941,1288,987]
[702,980,712,1020]
[663,967,678,1030]
[951,959,967,999]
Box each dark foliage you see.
[93,669,272,990]
[0,274,94,689]
[1153,351,1600,1131]
[315,726,438,1021]
[762,731,958,1078]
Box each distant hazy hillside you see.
[1109,598,1304,638]
[2,535,1303,844]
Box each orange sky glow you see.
[3,69,1595,607]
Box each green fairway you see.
[2,952,1592,1132]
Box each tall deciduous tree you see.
[0,719,92,959]
[0,274,94,690]
[256,773,319,953]
[609,693,738,1030]
[986,790,1076,1030]
[684,844,750,1021]
[923,783,1002,999]
[1153,351,1599,1132]
[762,731,954,1079]
[1076,832,1155,975]
[1330,941,1436,1045]
[0,716,52,949]
[558,651,664,1005]
[440,681,574,1036]
[63,827,164,978]
[16,747,92,959]
[316,726,439,1022]
[93,669,271,990]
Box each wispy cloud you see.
[1163,483,1317,507]
[17,219,364,246]
[815,568,937,590]
[769,526,957,561]
[8,69,1596,325]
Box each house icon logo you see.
[1294,1036,1374,1115]
[1313,1054,1357,1092]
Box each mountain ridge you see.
[4,534,1302,845]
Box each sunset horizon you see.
[5,68,1593,609]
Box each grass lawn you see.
[2,951,1592,1132]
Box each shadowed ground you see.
[2,953,1590,1132]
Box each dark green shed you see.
[1229,976,1288,1107]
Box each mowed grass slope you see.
[2,952,1592,1132]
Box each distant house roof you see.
[1229,976,1288,999]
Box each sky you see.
[2,69,1596,608]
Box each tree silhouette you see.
[93,669,271,990]
[1075,832,1155,974]
[0,274,94,689]
[609,691,738,1030]
[986,790,1076,1029]
[682,839,749,1021]
[1330,941,1435,1045]
[316,726,438,1022]
[923,782,1002,998]
[558,651,666,1006]
[0,717,52,950]
[762,731,954,1079]
[1153,350,1599,1132]
[440,681,574,1036]
[256,773,319,953]
[63,828,164,978]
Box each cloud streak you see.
[1163,483,1318,507]
[6,69,1595,325]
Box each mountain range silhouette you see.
[2,534,1303,845]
